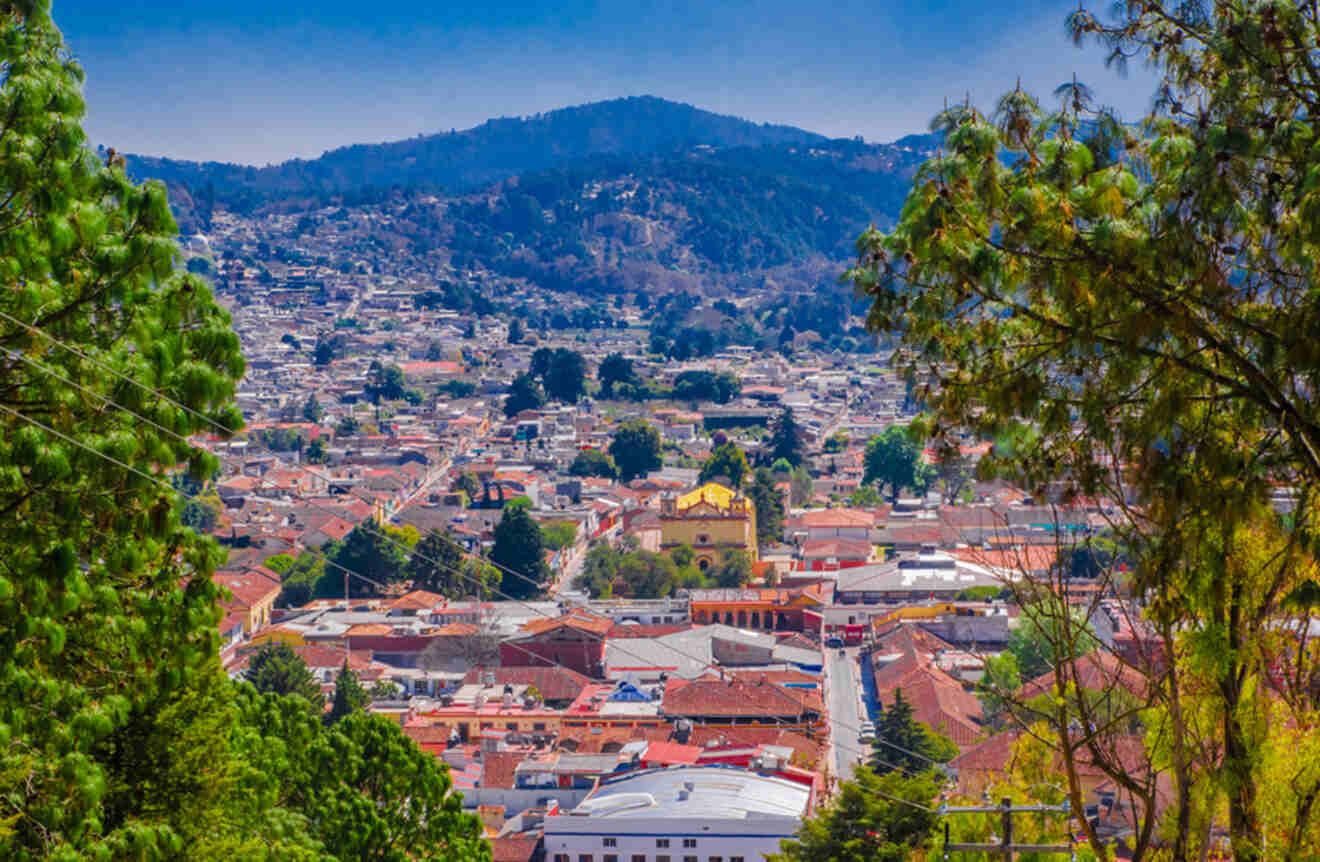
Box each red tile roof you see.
[662,676,822,719]
[480,752,525,790]
[642,741,703,765]
[461,666,593,704]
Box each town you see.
[191,221,1166,862]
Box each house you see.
[542,766,812,862]
[834,547,1007,604]
[214,565,282,635]
[660,482,758,571]
[660,673,824,729]
[499,609,612,678]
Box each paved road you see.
[828,647,865,782]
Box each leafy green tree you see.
[305,435,327,464]
[673,369,741,403]
[489,502,551,600]
[609,418,662,482]
[597,352,637,397]
[232,688,489,860]
[848,484,885,508]
[790,464,815,507]
[770,766,940,862]
[870,688,957,774]
[529,346,555,379]
[568,447,618,479]
[699,441,751,488]
[302,394,323,423]
[277,551,327,608]
[823,431,849,453]
[1004,607,1099,682]
[313,332,342,365]
[712,548,753,588]
[453,470,482,500]
[264,554,296,575]
[363,360,407,404]
[863,426,919,500]
[503,372,545,417]
[541,521,578,551]
[575,543,683,599]
[766,407,805,466]
[335,413,360,437]
[543,348,587,403]
[845,4,1320,851]
[246,642,324,710]
[747,466,785,546]
[181,493,222,532]
[323,520,407,598]
[327,661,369,724]
[506,317,524,344]
[0,4,260,854]
[405,528,468,597]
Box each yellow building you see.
[660,482,758,571]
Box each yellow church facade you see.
[659,482,758,571]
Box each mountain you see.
[133,96,941,317]
[125,95,837,206]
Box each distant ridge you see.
[125,95,835,199]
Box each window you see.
[731,857,745,862]
[657,857,670,862]
[603,838,617,847]
[506,722,518,730]
[683,840,698,849]
[579,856,594,862]
[709,857,723,862]
[632,856,647,862]
[533,722,547,731]
[554,856,569,862]
[604,856,618,862]
[696,534,710,545]
[684,857,698,862]
[656,839,670,849]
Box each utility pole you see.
[941,797,1075,860]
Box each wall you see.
[543,815,798,862]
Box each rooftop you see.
[557,765,811,821]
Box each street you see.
[828,646,866,782]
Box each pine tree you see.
[489,502,550,600]
[247,642,325,710]
[0,3,253,854]
[327,660,369,724]
[405,528,468,596]
[766,407,805,466]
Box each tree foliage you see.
[862,425,919,500]
[847,2,1320,855]
[699,441,751,488]
[608,418,662,482]
[324,520,407,597]
[326,661,369,725]
[503,372,544,417]
[245,642,324,711]
[748,466,785,545]
[766,407,805,466]
[597,352,637,398]
[489,502,551,599]
[232,688,488,860]
[568,447,618,479]
[769,766,940,862]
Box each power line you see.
[1,318,944,769]
[0,375,941,811]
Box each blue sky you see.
[55,0,1161,164]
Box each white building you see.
[543,765,812,862]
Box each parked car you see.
[859,721,876,742]
[825,637,844,648]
